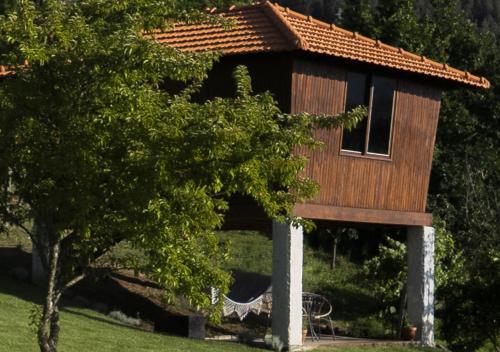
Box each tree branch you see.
[55,274,86,302]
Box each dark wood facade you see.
[291,57,441,225]
[202,52,442,227]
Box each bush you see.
[440,266,500,352]
[108,311,142,327]
[349,316,387,339]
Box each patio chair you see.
[302,292,336,341]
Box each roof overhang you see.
[157,1,490,89]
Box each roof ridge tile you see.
[263,1,307,49]
[263,2,488,88]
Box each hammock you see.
[212,271,272,321]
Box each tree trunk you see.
[38,238,62,352]
[331,237,338,270]
[398,284,407,338]
[32,218,52,285]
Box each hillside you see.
[0,276,264,352]
[0,274,436,352]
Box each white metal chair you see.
[302,292,336,341]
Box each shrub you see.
[108,311,142,327]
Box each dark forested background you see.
[461,0,500,34]
[278,0,500,36]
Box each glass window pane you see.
[367,76,396,155]
[342,72,368,152]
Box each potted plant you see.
[302,315,309,343]
[401,313,417,341]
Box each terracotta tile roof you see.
[157,1,490,89]
[155,5,294,54]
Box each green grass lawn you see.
[0,225,32,250]
[0,275,264,352]
[315,349,434,352]
[0,275,434,352]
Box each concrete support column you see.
[272,220,303,351]
[407,226,435,347]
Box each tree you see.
[0,1,363,351]
[0,0,16,15]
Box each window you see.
[341,72,397,157]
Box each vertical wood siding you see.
[292,58,441,213]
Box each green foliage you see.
[0,2,361,350]
[0,0,16,15]
[460,0,500,35]
[0,0,279,307]
[28,304,43,335]
[0,275,437,352]
[362,226,464,336]
[361,236,405,336]
[350,316,387,339]
[426,4,500,349]
[329,0,500,349]
[99,241,148,273]
[433,218,464,289]
[362,236,406,309]
[440,275,500,352]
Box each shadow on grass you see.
[0,273,172,337]
[71,275,192,335]
[0,272,195,336]
[0,247,194,337]
[0,248,43,304]
[60,307,146,331]
[0,247,32,272]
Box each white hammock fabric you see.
[212,288,272,321]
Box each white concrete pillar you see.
[407,226,435,347]
[271,220,303,351]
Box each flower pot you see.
[402,326,417,341]
[302,328,308,343]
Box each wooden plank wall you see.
[292,58,441,213]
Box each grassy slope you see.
[219,231,381,332]
[0,230,430,351]
[320,349,434,352]
[0,275,432,352]
[0,276,264,352]
[0,225,32,250]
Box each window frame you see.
[339,72,398,161]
